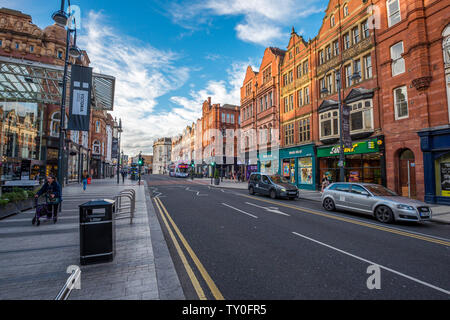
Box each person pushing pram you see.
[33,175,62,225]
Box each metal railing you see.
[55,267,81,300]
[114,189,136,224]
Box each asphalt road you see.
[145,174,450,300]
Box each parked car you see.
[321,182,432,223]
[248,173,299,200]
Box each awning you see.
[0,56,115,110]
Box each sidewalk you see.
[193,178,450,224]
[0,178,184,300]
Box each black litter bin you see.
[79,199,116,265]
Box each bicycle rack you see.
[114,189,136,224]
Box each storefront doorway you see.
[398,149,416,199]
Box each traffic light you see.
[190,160,195,168]
[210,161,216,167]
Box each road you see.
[145,174,450,300]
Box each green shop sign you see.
[317,138,382,157]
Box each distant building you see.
[152,138,172,174]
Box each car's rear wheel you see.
[323,198,335,211]
[270,189,277,199]
[249,186,255,195]
[375,205,394,224]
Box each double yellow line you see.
[153,197,224,300]
[240,194,450,247]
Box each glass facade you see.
[0,101,45,182]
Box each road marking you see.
[239,194,450,247]
[185,187,208,197]
[153,197,206,300]
[222,203,258,219]
[156,197,224,300]
[292,231,450,296]
[245,202,290,216]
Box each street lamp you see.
[114,118,123,184]
[320,69,361,182]
[54,0,83,187]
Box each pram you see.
[32,197,52,226]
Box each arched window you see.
[50,112,61,137]
[92,140,101,154]
[343,4,349,17]
[330,15,335,27]
[443,25,450,66]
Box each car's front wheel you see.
[323,198,335,211]
[374,205,394,224]
[270,189,277,199]
[249,186,255,195]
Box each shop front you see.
[317,136,386,186]
[418,125,450,205]
[258,150,279,176]
[279,144,316,190]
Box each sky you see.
[1,0,329,156]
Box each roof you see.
[318,99,338,113]
[269,47,286,57]
[344,88,374,104]
[222,104,240,110]
[0,56,115,110]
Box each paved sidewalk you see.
[0,178,183,300]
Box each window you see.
[284,123,294,145]
[319,50,325,65]
[283,74,288,86]
[15,42,19,49]
[50,112,61,137]
[350,100,373,132]
[320,78,326,95]
[268,92,273,107]
[0,40,2,47]
[262,67,272,84]
[29,45,34,53]
[333,40,339,56]
[344,33,350,50]
[231,114,235,123]
[362,20,369,39]
[289,51,293,59]
[327,73,333,93]
[326,45,331,61]
[57,50,63,59]
[391,41,405,76]
[288,70,293,84]
[345,64,352,87]
[352,27,360,45]
[343,4,349,17]
[284,97,289,113]
[299,118,311,142]
[264,95,268,110]
[260,97,264,112]
[364,55,372,79]
[303,61,309,75]
[354,59,361,83]
[394,86,408,119]
[331,15,335,27]
[227,114,230,123]
[298,89,303,107]
[246,83,252,96]
[222,113,226,123]
[93,140,101,154]
[387,0,401,27]
[297,64,302,78]
[320,111,339,138]
[304,87,310,104]
[71,130,79,144]
[95,121,100,133]
[289,94,294,111]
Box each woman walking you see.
[35,175,62,224]
[321,174,330,193]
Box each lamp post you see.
[320,68,361,182]
[53,0,82,186]
[115,118,122,184]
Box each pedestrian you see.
[82,171,89,191]
[35,175,62,223]
[321,174,330,193]
[121,169,126,183]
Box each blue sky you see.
[2,0,328,155]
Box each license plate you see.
[420,212,430,218]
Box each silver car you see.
[321,183,432,223]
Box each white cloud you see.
[78,11,192,156]
[169,0,325,45]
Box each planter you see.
[17,198,34,211]
[0,202,19,219]
[214,178,220,185]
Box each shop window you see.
[435,152,450,197]
[350,100,373,132]
[320,111,339,139]
[298,157,313,185]
[387,0,401,27]
[391,41,405,76]
[394,86,408,119]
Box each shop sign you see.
[317,138,380,157]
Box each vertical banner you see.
[111,137,119,159]
[341,104,352,149]
[68,65,92,132]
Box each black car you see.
[248,173,299,200]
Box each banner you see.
[341,104,352,149]
[68,65,92,132]
[111,138,119,159]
